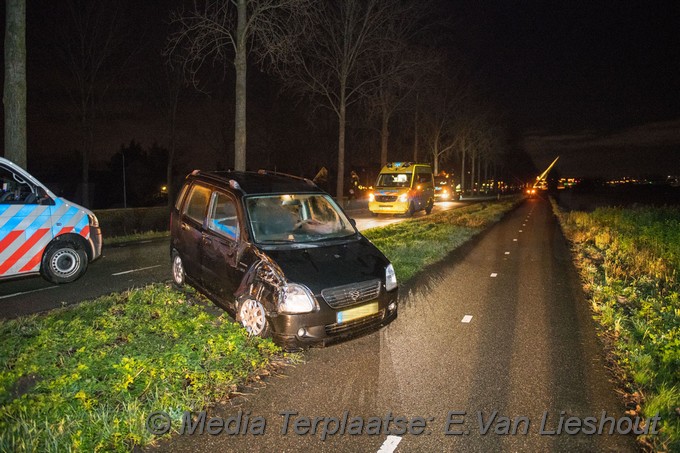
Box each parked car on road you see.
[0,157,102,283]
[170,169,398,350]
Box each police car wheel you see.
[42,242,88,284]
[406,202,415,217]
[171,250,185,287]
[238,298,271,338]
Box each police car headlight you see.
[88,213,99,228]
[279,284,317,314]
[385,264,398,291]
[398,193,408,203]
[368,192,375,202]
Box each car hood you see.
[262,237,389,295]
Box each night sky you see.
[2,0,680,188]
[452,0,680,176]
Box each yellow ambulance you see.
[368,162,435,216]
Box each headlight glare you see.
[279,283,316,313]
[398,193,408,203]
[385,264,397,291]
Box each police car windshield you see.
[377,173,410,188]
[245,194,356,244]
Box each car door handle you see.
[181,222,190,231]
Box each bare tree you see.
[366,5,438,167]
[50,0,136,206]
[262,0,401,198]
[420,66,470,174]
[166,0,309,172]
[3,0,27,168]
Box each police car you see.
[0,157,102,283]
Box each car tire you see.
[406,202,415,217]
[171,250,185,287]
[238,298,271,338]
[41,240,88,284]
[425,200,433,214]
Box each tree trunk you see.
[336,90,346,200]
[380,106,389,167]
[460,147,466,193]
[234,0,247,171]
[4,0,27,168]
[412,97,418,162]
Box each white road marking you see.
[490,273,498,277]
[112,265,162,276]
[378,435,402,453]
[505,251,510,255]
[513,238,518,241]
[519,230,523,232]
[461,315,473,323]
[0,285,58,300]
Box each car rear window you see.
[183,184,211,223]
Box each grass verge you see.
[553,201,680,452]
[364,197,522,282]
[0,285,282,452]
[0,197,521,452]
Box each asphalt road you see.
[150,196,638,452]
[0,200,466,318]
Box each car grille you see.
[375,195,397,202]
[321,279,381,309]
[325,310,384,336]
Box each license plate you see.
[337,302,379,324]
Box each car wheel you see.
[41,241,88,284]
[171,250,185,287]
[425,200,434,214]
[238,298,271,338]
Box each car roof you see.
[189,170,325,196]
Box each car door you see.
[0,164,54,278]
[200,190,243,303]
[175,183,211,280]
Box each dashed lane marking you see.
[377,435,402,453]
[112,265,162,276]
[461,315,473,323]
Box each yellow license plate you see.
[337,302,379,324]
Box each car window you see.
[377,173,410,188]
[417,172,432,184]
[183,184,211,224]
[0,166,39,204]
[245,194,356,244]
[208,191,239,240]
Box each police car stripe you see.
[6,227,53,275]
[19,249,44,273]
[0,205,24,231]
[0,230,22,253]
[0,228,49,274]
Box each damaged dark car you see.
[170,169,398,350]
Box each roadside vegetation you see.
[554,203,680,452]
[0,197,520,452]
[364,197,522,282]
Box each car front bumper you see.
[269,289,398,350]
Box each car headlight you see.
[279,283,317,314]
[398,193,408,203]
[368,192,375,202]
[385,264,397,292]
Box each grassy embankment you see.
[0,197,520,452]
[554,203,679,452]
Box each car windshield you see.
[245,194,356,244]
[376,173,410,188]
